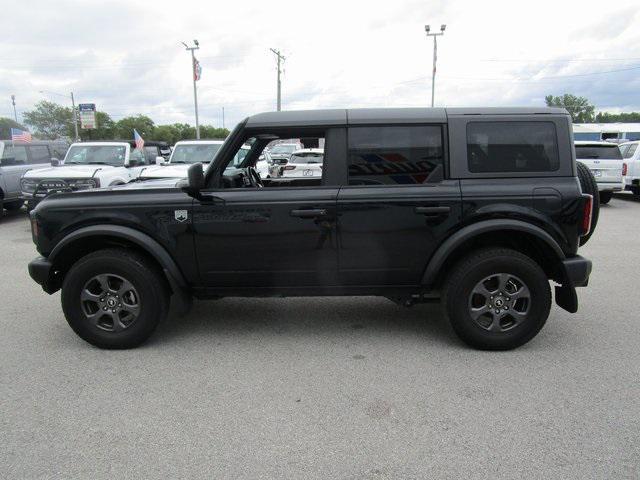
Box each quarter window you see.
[348,126,443,185]
[623,144,638,159]
[467,122,559,173]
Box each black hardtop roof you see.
[245,107,569,128]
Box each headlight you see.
[68,178,99,190]
[21,178,38,193]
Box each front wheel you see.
[443,248,551,350]
[61,248,169,349]
[3,199,24,211]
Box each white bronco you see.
[138,140,224,180]
[21,141,162,206]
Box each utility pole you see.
[182,40,201,139]
[10,95,17,122]
[39,90,79,141]
[425,24,446,107]
[270,48,285,111]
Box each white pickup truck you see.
[20,141,165,207]
[575,141,624,204]
[619,141,640,196]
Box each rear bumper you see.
[562,255,591,287]
[596,182,623,192]
[28,256,58,294]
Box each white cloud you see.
[2,0,640,130]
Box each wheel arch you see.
[49,225,187,293]
[422,219,566,288]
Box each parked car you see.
[27,107,594,351]
[0,140,68,215]
[619,140,640,195]
[575,141,624,204]
[280,148,323,178]
[138,140,224,181]
[20,140,165,208]
[255,151,277,179]
[267,142,299,166]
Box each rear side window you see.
[623,144,638,159]
[575,145,622,160]
[1,145,28,165]
[348,125,443,185]
[467,122,559,173]
[28,145,50,164]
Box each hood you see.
[110,178,182,190]
[138,163,204,179]
[23,164,113,179]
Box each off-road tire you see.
[443,248,551,350]
[3,200,24,211]
[599,191,613,204]
[61,248,169,349]
[576,161,599,246]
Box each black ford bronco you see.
[27,108,596,350]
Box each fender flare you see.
[49,224,187,289]
[421,219,566,286]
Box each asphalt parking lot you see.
[1,197,639,480]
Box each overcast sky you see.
[2,0,640,130]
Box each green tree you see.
[200,125,229,139]
[78,111,116,140]
[23,100,73,139]
[545,94,595,123]
[0,117,29,140]
[151,124,181,144]
[114,115,155,140]
[595,111,640,123]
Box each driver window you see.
[130,149,145,165]
[222,135,325,188]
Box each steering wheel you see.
[247,167,264,188]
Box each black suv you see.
[27,108,595,350]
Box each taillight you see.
[622,163,628,176]
[581,194,593,237]
[284,165,296,170]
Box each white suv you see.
[575,141,624,204]
[138,140,224,180]
[280,148,323,178]
[620,141,640,195]
[21,141,163,206]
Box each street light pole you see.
[270,48,285,111]
[39,90,79,141]
[10,95,17,122]
[182,40,201,139]
[425,24,446,107]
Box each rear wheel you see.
[599,191,613,204]
[631,186,640,196]
[576,162,599,246]
[61,248,169,349]
[443,248,551,350]
[3,199,24,211]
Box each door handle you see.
[290,209,327,218]
[414,206,451,215]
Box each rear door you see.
[336,124,461,286]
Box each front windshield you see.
[270,144,297,155]
[170,144,222,164]
[290,152,323,164]
[64,145,126,166]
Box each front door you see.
[192,187,339,289]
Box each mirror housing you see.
[51,158,60,166]
[155,156,166,166]
[186,162,204,194]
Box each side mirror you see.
[155,156,166,166]
[51,158,60,166]
[186,162,204,193]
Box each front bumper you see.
[28,256,58,294]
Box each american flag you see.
[133,129,144,150]
[11,128,32,143]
